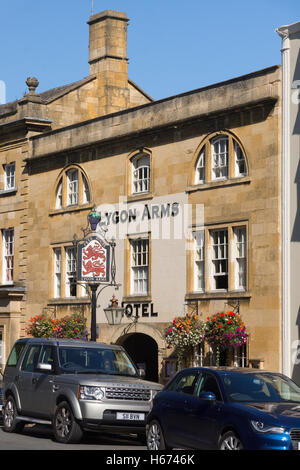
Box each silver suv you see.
[2,338,162,444]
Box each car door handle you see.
[32,377,38,384]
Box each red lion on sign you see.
[82,241,106,277]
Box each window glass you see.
[6,342,26,367]
[196,373,223,401]
[40,346,54,366]
[212,137,228,180]
[195,149,205,184]
[58,347,137,376]
[168,372,199,395]
[21,345,40,372]
[130,238,149,295]
[132,154,150,194]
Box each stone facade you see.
[0,9,283,383]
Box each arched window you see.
[193,133,247,184]
[131,153,150,194]
[54,166,91,210]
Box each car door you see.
[185,372,224,449]
[162,370,200,448]
[18,344,41,414]
[30,344,57,418]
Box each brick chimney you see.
[87,10,129,115]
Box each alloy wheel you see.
[219,432,243,450]
[4,398,15,429]
[147,421,163,450]
[55,405,72,439]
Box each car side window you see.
[21,345,41,372]
[196,373,223,402]
[6,342,26,368]
[169,372,199,395]
[39,346,54,366]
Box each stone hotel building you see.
[0,9,298,383]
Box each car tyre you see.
[53,401,83,444]
[3,395,25,434]
[218,430,243,450]
[146,420,171,450]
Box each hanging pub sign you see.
[78,236,110,283]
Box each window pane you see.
[131,239,149,295]
[55,179,63,209]
[194,231,205,291]
[66,247,77,297]
[234,142,246,177]
[212,137,228,180]
[234,227,246,289]
[211,229,228,290]
[67,169,78,205]
[132,154,150,194]
[4,163,15,190]
[21,345,40,372]
[2,229,14,283]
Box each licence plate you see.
[116,412,145,421]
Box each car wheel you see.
[53,401,83,444]
[219,431,243,450]
[3,396,25,434]
[146,420,171,450]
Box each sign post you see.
[73,207,122,341]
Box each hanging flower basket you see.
[204,311,248,366]
[164,314,205,370]
[26,313,89,340]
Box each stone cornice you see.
[28,65,280,161]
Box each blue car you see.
[146,367,300,450]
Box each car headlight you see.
[79,385,105,401]
[250,420,285,434]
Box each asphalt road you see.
[0,423,146,450]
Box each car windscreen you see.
[222,372,300,403]
[58,346,138,376]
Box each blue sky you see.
[1,0,299,104]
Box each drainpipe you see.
[276,25,291,376]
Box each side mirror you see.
[198,391,216,402]
[36,363,52,372]
[138,368,146,379]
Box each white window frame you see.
[4,163,15,190]
[233,227,246,290]
[195,149,205,184]
[132,154,150,194]
[55,178,63,209]
[2,229,14,284]
[211,137,228,180]
[210,229,228,290]
[130,238,149,295]
[193,230,205,292]
[82,174,90,204]
[65,247,77,297]
[54,248,62,298]
[234,141,246,177]
[67,169,79,206]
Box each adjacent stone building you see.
[0,9,284,382]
